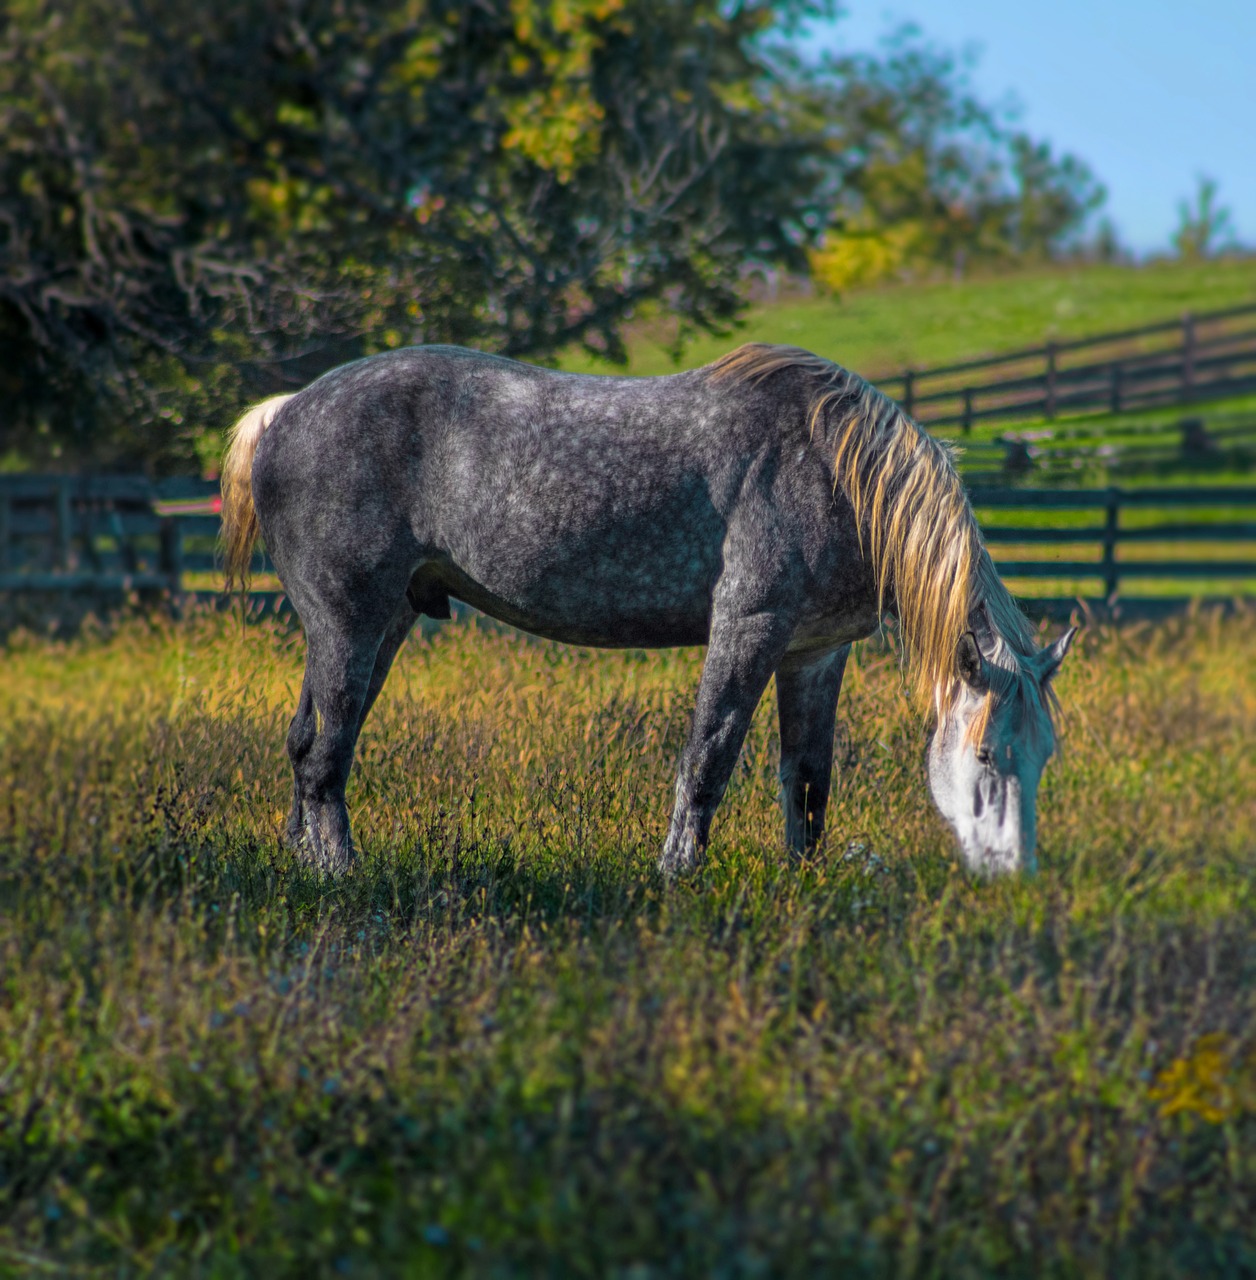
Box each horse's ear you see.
[957,631,989,692]
[1035,625,1078,685]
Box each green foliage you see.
[1,609,1254,1275]
[1172,176,1238,261]
[0,0,832,471]
[806,31,1106,292]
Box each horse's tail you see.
[220,394,296,594]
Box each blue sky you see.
[799,2,1255,255]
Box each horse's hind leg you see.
[355,595,420,737]
[284,674,316,851]
[284,595,420,853]
[775,645,849,855]
[283,586,412,872]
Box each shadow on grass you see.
[7,1047,1253,1279]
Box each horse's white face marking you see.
[927,628,1076,876]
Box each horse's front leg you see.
[775,645,849,855]
[659,606,796,877]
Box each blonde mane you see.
[708,343,1040,723]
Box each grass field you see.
[2,608,1254,1276]
[558,257,1256,381]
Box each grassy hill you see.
[559,256,1256,381]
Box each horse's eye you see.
[976,746,992,767]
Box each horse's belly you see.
[441,552,716,648]
[431,472,726,647]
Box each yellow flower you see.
[1149,1033,1255,1124]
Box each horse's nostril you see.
[972,783,984,818]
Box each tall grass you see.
[1,608,1254,1276]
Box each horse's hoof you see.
[658,834,704,879]
[316,848,356,876]
[296,811,356,876]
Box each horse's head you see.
[927,626,1076,875]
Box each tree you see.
[805,30,1105,293]
[1006,134,1106,259]
[1172,176,1236,260]
[0,0,833,471]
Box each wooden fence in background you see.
[970,484,1256,599]
[3,475,1254,615]
[0,475,242,594]
[878,302,1256,432]
[958,410,1256,484]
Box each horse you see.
[220,342,1076,878]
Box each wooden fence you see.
[0,475,238,593]
[972,484,1256,599]
[878,302,1256,432]
[3,475,1254,613]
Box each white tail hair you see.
[219,394,295,593]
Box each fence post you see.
[159,515,184,594]
[1109,362,1123,413]
[1101,487,1121,599]
[1045,342,1058,419]
[54,478,73,571]
[1001,436,1033,475]
[902,369,915,419]
[1181,311,1196,393]
[1179,416,1213,459]
[0,492,9,571]
[962,387,973,435]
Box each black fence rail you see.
[878,302,1256,432]
[971,484,1256,599]
[0,474,183,592]
[3,476,1254,611]
[0,475,267,592]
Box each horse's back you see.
[251,345,841,646]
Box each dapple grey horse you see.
[222,343,1075,877]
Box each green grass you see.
[2,608,1255,1276]
[939,394,1256,496]
[961,394,1256,448]
[558,257,1256,381]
